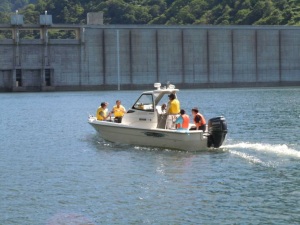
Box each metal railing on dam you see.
[0,24,300,91]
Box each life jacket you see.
[168,99,180,114]
[96,107,107,120]
[177,114,190,129]
[194,113,206,128]
[113,105,125,117]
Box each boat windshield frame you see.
[130,87,179,112]
[132,93,155,112]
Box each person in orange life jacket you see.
[190,107,206,132]
[175,109,190,130]
[97,102,111,121]
[111,100,126,123]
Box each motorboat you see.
[88,83,227,151]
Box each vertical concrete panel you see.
[0,70,12,89]
[84,28,104,85]
[20,45,43,66]
[50,45,80,86]
[233,30,256,82]
[183,29,208,83]
[104,29,131,85]
[209,29,232,83]
[119,29,131,85]
[104,29,117,85]
[257,30,280,82]
[157,29,183,83]
[131,29,157,84]
[22,69,40,87]
[0,71,5,87]
[281,30,300,82]
[0,46,14,69]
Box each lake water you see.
[0,87,299,224]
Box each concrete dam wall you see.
[0,24,300,91]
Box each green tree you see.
[176,5,196,24]
[234,9,251,24]
[1,0,300,26]
[21,3,39,24]
[0,11,10,23]
[215,4,232,25]
[189,0,208,19]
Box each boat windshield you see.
[132,94,154,112]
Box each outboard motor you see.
[207,116,227,148]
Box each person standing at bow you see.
[111,100,126,123]
[190,107,206,132]
[175,109,190,130]
[97,102,111,121]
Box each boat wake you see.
[228,149,276,167]
[224,142,300,158]
[222,142,300,167]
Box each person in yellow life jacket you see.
[190,107,206,132]
[175,109,190,130]
[167,93,180,114]
[96,102,111,121]
[111,100,126,123]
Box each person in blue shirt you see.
[175,109,190,130]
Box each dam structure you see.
[0,13,300,91]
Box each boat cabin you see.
[122,83,179,129]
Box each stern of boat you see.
[207,116,227,148]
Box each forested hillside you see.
[0,0,36,12]
[0,0,300,25]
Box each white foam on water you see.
[228,150,277,167]
[228,150,262,163]
[224,142,300,158]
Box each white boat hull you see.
[88,117,209,151]
[88,83,227,150]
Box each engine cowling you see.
[207,116,227,148]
